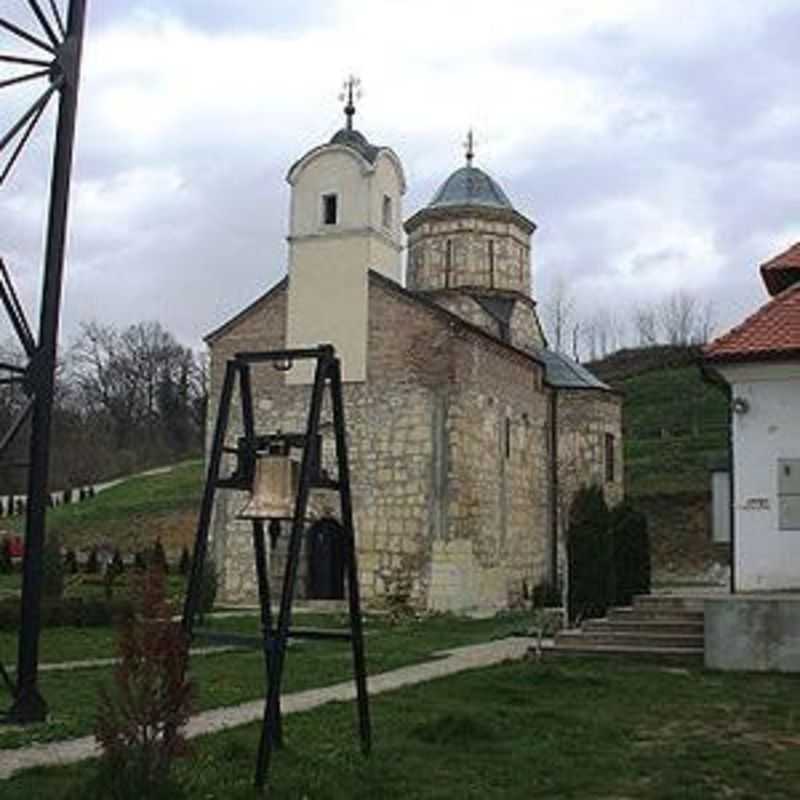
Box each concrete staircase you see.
[551,594,705,662]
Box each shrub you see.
[95,566,192,799]
[86,545,100,574]
[43,530,65,600]
[178,546,190,576]
[196,557,218,623]
[0,596,133,630]
[0,538,12,574]
[610,501,651,606]
[64,548,79,575]
[109,548,125,578]
[134,550,147,571]
[566,485,613,623]
[150,538,168,574]
[63,488,72,505]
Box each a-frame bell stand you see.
[181,345,371,792]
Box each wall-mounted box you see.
[778,459,800,531]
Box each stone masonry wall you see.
[509,300,546,352]
[556,389,624,512]
[433,336,549,610]
[425,293,502,340]
[208,275,552,612]
[407,213,532,296]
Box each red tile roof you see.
[760,242,800,296]
[704,282,800,363]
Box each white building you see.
[705,243,800,591]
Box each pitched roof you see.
[533,348,611,390]
[760,242,800,297]
[704,282,800,364]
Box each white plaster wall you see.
[286,145,405,383]
[718,362,800,590]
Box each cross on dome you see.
[338,75,362,131]
[463,129,475,166]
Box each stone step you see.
[583,618,704,636]
[633,595,707,614]
[556,630,703,649]
[608,607,704,624]
[545,641,703,663]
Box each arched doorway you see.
[307,518,345,600]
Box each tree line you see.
[0,320,206,494]
[542,281,717,361]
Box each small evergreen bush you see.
[42,530,65,599]
[178,546,190,576]
[0,538,13,574]
[150,538,168,574]
[566,485,613,623]
[64,548,79,575]
[86,545,100,574]
[133,551,147,571]
[610,501,651,606]
[193,557,218,623]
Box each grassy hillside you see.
[4,460,203,555]
[589,350,729,497]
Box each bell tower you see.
[285,78,406,383]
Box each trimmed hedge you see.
[0,596,133,631]
[567,485,613,623]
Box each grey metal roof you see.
[535,348,610,390]
[329,128,380,164]
[429,165,513,210]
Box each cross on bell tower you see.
[339,75,362,131]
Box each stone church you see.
[205,103,623,612]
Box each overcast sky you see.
[1,0,798,353]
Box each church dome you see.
[429,165,513,210]
[329,127,380,164]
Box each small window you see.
[322,193,338,225]
[488,240,495,287]
[382,195,392,228]
[505,418,511,459]
[445,239,453,287]
[604,433,615,482]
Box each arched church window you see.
[488,239,495,287]
[445,239,453,288]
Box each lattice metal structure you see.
[182,345,371,791]
[0,0,87,723]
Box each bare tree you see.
[632,305,659,346]
[542,276,576,352]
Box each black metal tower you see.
[0,0,87,722]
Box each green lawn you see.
[0,612,531,749]
[5,657,800,799]
[4,460,203,553]
[620,366,728,497]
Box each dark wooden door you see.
[307,519,345,600]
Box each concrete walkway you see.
[0,636,535,780]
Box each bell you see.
[238,445,298,521]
